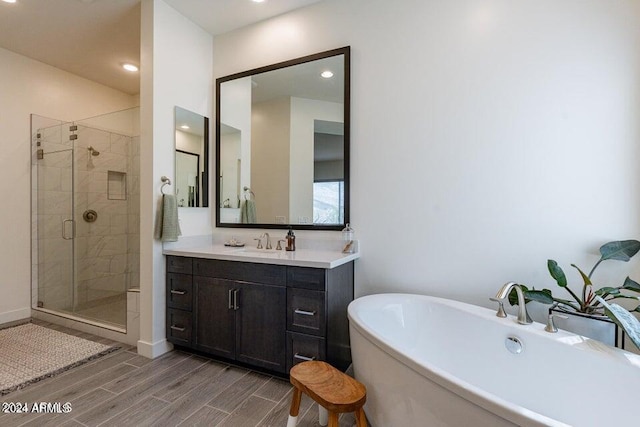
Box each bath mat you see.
[0,323,118,395]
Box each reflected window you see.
[313,180,344,224]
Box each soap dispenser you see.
[342,223,355,253]
[286,227,296,251]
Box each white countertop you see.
[163,242,359,269]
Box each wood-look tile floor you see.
[0,320,357,427]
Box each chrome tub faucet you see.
[493,282,532,325]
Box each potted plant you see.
[512,240,640,349]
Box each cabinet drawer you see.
[194,259,286,286]
[167,273,193,311]
[167,309,192,346]
[167,256,193,275]
[286,332,326,372]
[287,288,325,336]
[287,267,326,291]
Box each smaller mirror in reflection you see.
[175,107,209,207]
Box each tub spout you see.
[495,282,532,325]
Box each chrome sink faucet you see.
[494,282,532,325]
[262,233,272,250]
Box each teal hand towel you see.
[155,194,181,242]
[240,200,256,223]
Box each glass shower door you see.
[33,116,75,314]
[32,108,139,330]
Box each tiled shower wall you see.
[73,125,139,306]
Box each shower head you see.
[88,146,100,156]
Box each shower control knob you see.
[83,210,98,223]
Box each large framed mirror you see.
[216,46,350,230]
[175,106,209,207]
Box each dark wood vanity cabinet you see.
[194,276,286,372]
[166,256,354,375]
[193,277,236,359]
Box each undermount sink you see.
[231,247,285,256]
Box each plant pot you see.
[552,306,624,348]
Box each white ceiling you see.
[164,0,323,36]
[250,54,344,104]
[0,0,323,95]
[175,106,205,137]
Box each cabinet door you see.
[194,276,235,359]
[235,282,286,373]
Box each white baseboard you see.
[0,308,31,326]
[137,338,173,359]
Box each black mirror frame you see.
[215,46,350,231]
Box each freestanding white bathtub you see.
[348,293,640,427]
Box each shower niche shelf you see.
[107,171,127,200]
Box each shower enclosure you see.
[31,107,140,330]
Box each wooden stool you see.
[288,361,367,427]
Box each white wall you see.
[213,0,640,308]
[252,97,291,223]
[139,0,213,358]
[0,47,136,325]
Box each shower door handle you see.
[62,219,75,240]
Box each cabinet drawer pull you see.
[293,353,316,362]
[170,325,186,332]
[228,289,233,309]
[294,309,316,316]
[170,289,186,295]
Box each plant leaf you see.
[595,287,620,296]
[622,277,640,293]
[599,240,640,262]
[608,295,640,301]
[571,264,592,286]
[548,260,567,287]
[508,287,556,306]
[596,296,640,350]
[507,284,529,306]
[524,290,554,305]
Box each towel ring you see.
[161,176,172,195]
[243,186,255,200]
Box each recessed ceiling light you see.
[122,63,138,72]
[321,70,334,79]
[2,0,18,4]
[252,0,266,3]
[180,125,190,130]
